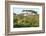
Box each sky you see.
[13,7,40,14]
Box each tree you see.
[22,10,37,14]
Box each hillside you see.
[13,15,39,28]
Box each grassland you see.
[13,15,39,28]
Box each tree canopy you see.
[22,10,37,14]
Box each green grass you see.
[13,15,39,28]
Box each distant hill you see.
[13,10,38,16]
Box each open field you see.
[13,15,39,28]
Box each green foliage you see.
[13,15,39,28]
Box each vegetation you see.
[13,15,39,28]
